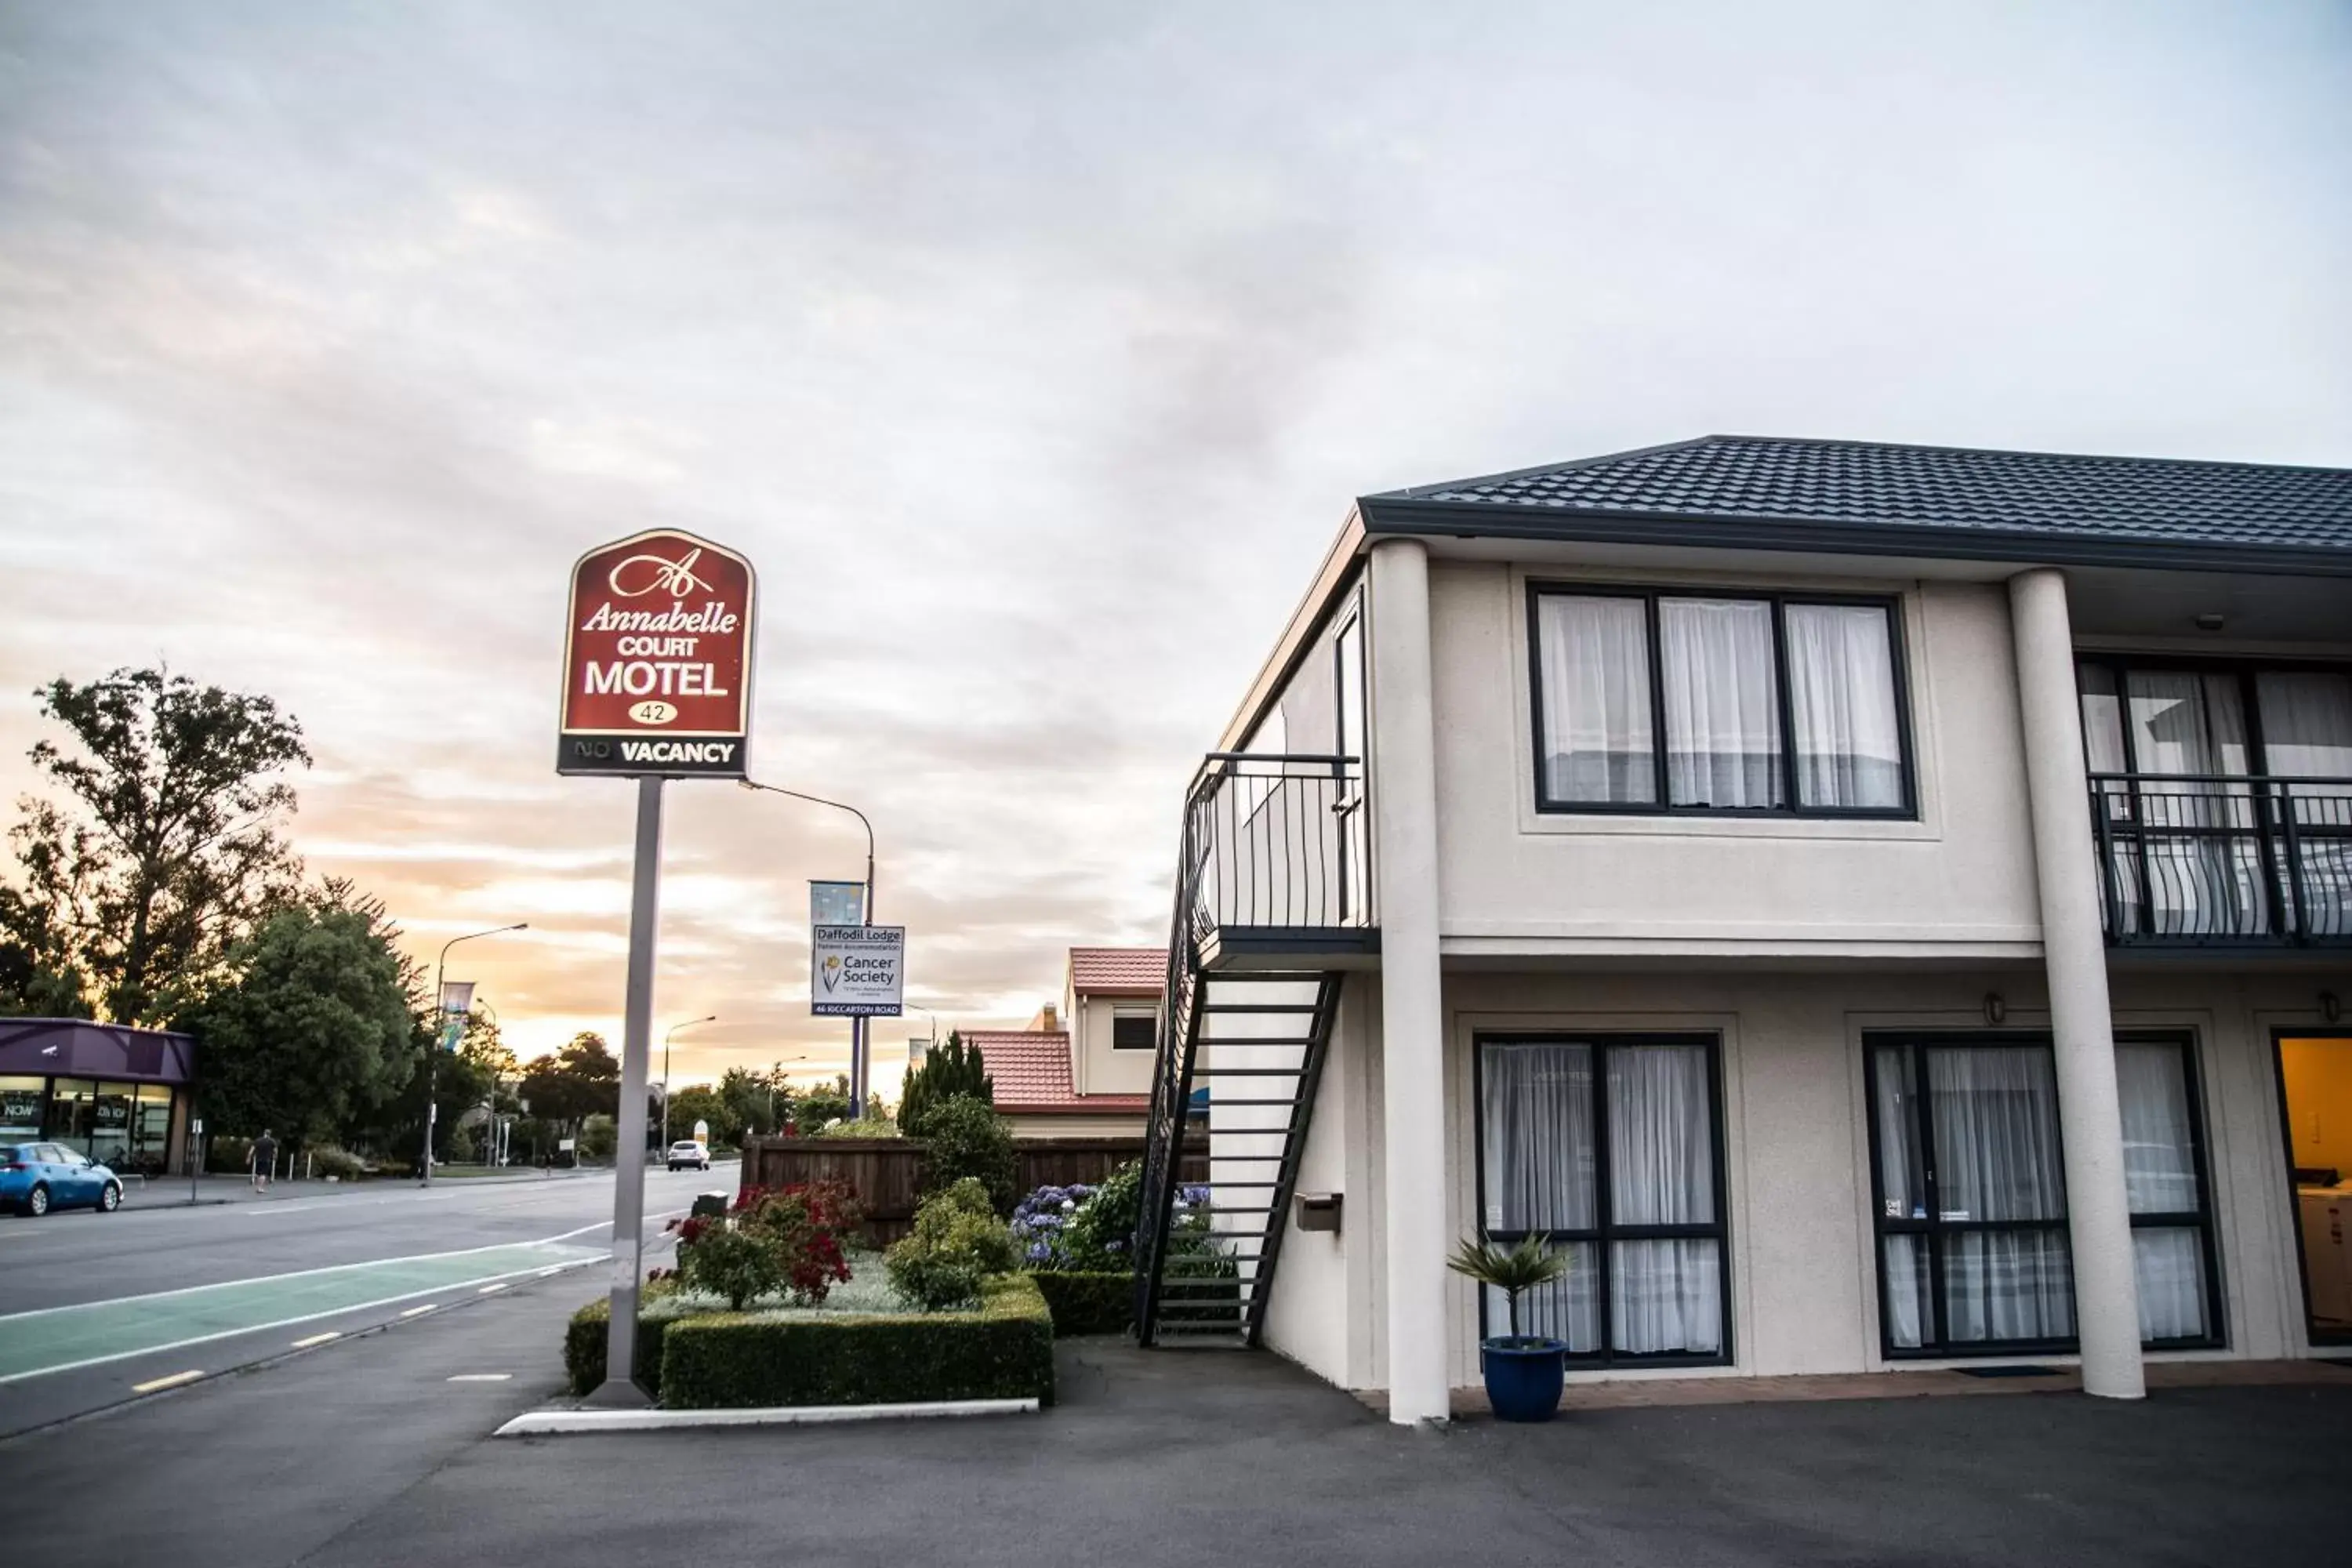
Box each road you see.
[0,1163,731,1438]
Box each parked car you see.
[2,1143,125,1217]
[666,1139,710,1172]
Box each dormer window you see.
[1530,585,1915,818]
[1112,1011,1157,1051]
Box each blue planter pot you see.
[1479,1336,1567,1422]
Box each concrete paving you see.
[5,1316,2347,1568]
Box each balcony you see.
[1178,752,1378,967]
[2089,772,2352,948]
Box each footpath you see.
[120,1168,584,1210]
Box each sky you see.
[2,2,2347,1093]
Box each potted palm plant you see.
[1449,1234,1570,1422]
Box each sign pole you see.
[590,773,666,1407]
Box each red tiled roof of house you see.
[1069,946,1167,996]
[962,1029,1151,1116]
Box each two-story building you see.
[969,947,1163,1138]
[1128,436,2352,1425]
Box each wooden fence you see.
[738,1134,1207,1246]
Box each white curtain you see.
[2077,665,2142,929]
[2257,672,2352,937]
[1659,598,1783,808]
[1871,1047,1929,1348]
[1784,603,1903,808]
[2117,1044,2209,1341]
[1537,595,1654,804]
[1481,1044,1600,1348]
[1606,1045,1721,1354]
[1928,1047,2074,1343]
[2128,672,2263,937]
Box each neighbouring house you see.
[970,947,1166,1138]
[1127,434,2352,1425]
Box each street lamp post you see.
[740,779,877,1108]
[426,923,528,1189]
[661,1014,718,1150]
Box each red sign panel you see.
[557,529,757,777]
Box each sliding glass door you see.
[1868,1033,2220,1357]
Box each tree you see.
[666,1083,739,1149]
[898,1030,989,1138]
[716,1064,788,1138]
[918,1094,1017,1213]
[0,883,90,1017]
[8,667,310,1022]
[175,886,416,1145]
[520,1031,621,1127]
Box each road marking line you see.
[399,1304,437,1318]
[132,1370,204,1394]
[291,1332,340,1348]
[477,1283,509,1294]
[0,1255,601,1388]
[448,1373,511,1382]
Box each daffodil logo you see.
[821,953,844,992]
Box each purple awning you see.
[0,1019,195,1084]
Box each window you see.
[1111,1011,1156,1051]
[0,1076,43,1142]
[1866,1033,2220,1356]
[1531,586,1912,817]
[1476,1034,1730,1364]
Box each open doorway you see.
[2275,1034,2352,1346]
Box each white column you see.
[1368,537,1450,1425]
[2009,567,2144,1400]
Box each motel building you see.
[1126,436,2352,1422]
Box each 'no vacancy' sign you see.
[557,528,757,777]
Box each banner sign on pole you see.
[811,925,905,1017]
[439,1017,465,1052]
[439,980,476,1015]
[557,528,758,778]
[808,879,866,928]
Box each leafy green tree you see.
[0,884,90,1017]
[898,1030,989,1138]
[666,1083,740,1149]
[717,1064,786,1138]
[792,1091,851,1134]
[176,885,416,1145]
[8,667,310,1023]
[918,1094,1017,1213]
[520,1031,621,1127]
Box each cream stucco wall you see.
[1298,965,2344,1394]
[1070,993,1157,1098]
[1423,563,2044,956]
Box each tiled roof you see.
[1069,947,1167,996]
[960,1029,1150,1116]
[1360,436,2352,571]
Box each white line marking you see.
[477,1283,508,1294]
[290,1332,340,1348]
[399,1304,437,1318]
[0,1256,601,1388]
[131,1369,205,1394]
[448,1373,512,1382]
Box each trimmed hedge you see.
[659,1274,1054,1410]
[564,1293,701,1398]
[1029,1270,1132,1336]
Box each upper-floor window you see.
[1111,1011,1157,1051]
[1530,585,1915,818]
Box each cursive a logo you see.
[628,700,678,725]
[608,546,713,600]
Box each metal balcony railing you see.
[1181,751,1375,944]
[2089,772,2352,946]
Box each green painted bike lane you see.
[0,1240,605,1384]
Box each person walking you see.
[250,1129,279,1192]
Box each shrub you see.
[898,1031,992,1138]
[659,1274,1054,1409]
[792,1092,850,1134]
[916,1094,1015,1212]
[1011,1181,1098,1268]
[739,1181,863,1305]
[564,1290,697,1398]
[813,1116,899,1139]
[886,1179,1019,1311]
[677,1221,785,1310]
[1029,1270,1132,1336]
[204,1134,254,1176]
[1058,1165,1221,1271]
[309,1145,367,1181]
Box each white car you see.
[666,1139,710,1172]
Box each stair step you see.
[1189,1066,1308,1076]
[1196,1036,1316,1046]
[1199,1004,1321,1014]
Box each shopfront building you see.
[0,1018,196,1178]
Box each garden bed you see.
[565,1273,1054,1408]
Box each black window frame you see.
[1109,1011,1157,1052]
[1472,1030,1734,1369]
[1863,1029,2224,1360]
[1526,582,1919,820]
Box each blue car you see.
[1,1142,124,1217]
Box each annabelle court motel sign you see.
[557,528,757,777]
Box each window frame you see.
[1472,1030,1734,1369]
[1862,1029,2224,1360]
[1526,582,1919,820]
[1109,1010,1157,1052]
